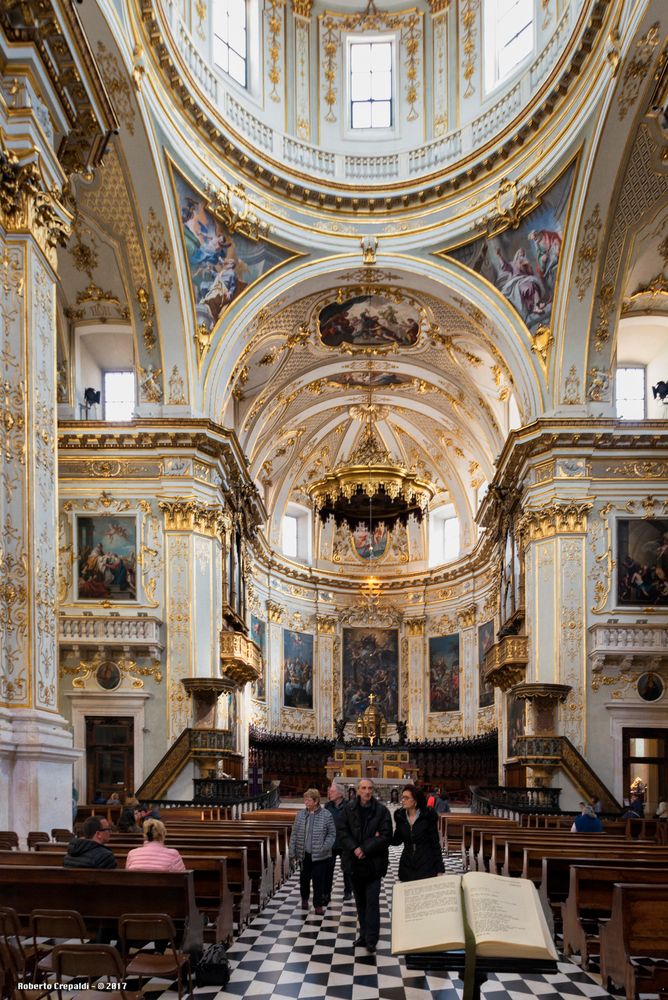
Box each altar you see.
[325,748,419,788]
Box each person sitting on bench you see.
[64,816,117,869]
[125,819,186,872]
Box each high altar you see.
[325,694,419,793]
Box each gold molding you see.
[159,499,225,537]
[518,501,593,543]
[316,614,338,634]
[406,617,425,637]
[267,599,285,623]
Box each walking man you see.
[339,778,392,953]
[323,782,353,903]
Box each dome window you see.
[484,0,534,92]
[349,38,393,130]
[213,0,247,88]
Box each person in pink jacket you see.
[125,819,186,872]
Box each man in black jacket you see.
[339,778,392,953]
[323,782,353,904]
[63,815,117,868]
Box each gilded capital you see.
[292,0,313,16]
[406,617,426,637]
[316,614,338,634]
[0,137,73,262]
[457,603,477,629]
[518,500,593,543]
[427,0,449,11]
[159,498,225,537]
[266,599,285,623]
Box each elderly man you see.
[323,782,353,904]
[63,815,117,869]
[339,778,392,954]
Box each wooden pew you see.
[521,842,668,882]
[497,833,663,878]
[538,852,668,918]
[26,844,251,934]
[0,866,204,949]
[561,864,668,969]
[164,821,286,888]
[599,883,668,999]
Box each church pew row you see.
[599,883,668,1000]
[0,850,237,942]
[560,864,668,969]
[438,814,517,854]
[38,836,264,917]
[490,831,651,877]
[163,821,289,883]
[508,838,668,880]
[110,833,274,904]
[0,867,204,948]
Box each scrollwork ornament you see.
[574,204,602,301]
[618,23,660,119]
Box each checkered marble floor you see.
[184,848,619,1000]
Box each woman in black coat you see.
[391,784,445,881]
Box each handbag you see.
[194,943,231,988]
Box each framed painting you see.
[617,518,668,606]
[428,634,460,712]
[507,694,525,756]
[342,627,398,723]
[251,615,267,701]
[478,620,495,708]
[317,292,421,350]
[327,371,413,388]
[351,523,390,561]
[283,629,314,710]
[77,516,137,601]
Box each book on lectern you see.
[391,871,558,960]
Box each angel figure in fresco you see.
[494,246,546,321]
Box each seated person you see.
[570,803,603,832]
[107,791,121,805]
[63,815,117,868]
[125,819,186,872]
[117,807,141,833]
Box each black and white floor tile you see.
[175,848,619,1000]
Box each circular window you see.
[637,672,664,702]
[96,661,121,691]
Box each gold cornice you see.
[316,614,338,634]
[456,603,477,629]
[406,617,426,636]
[137,0,609,212]
[266,599,285,623]
[292,0,314,16]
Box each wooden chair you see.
[0,908,41,999]
[118,914,192,1000]
[30,910,88,979]
[51,944,141,1000]
[27,833,50,851]
[0,834,18,851]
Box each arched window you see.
[484,0,534,92]
[213,0,247,87]
[616,366,645,420]
[429,504,460,568]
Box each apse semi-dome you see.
[143,0,605,205]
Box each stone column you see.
[0,134,78,833]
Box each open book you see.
[391,871,558,960]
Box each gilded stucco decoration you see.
[460,0,479,99]
[426,712,463,738]
[61,651,162,688]
[562,364,581,405]
[574,204,602,301]
[166,534,192,742]
[265,0,286,102]
[147,208,173,302]
[167,365,187,404]
[281,706,316,734]
[95,42,136,135]
[320,5,423,124]
[138,364,162,403]
[589,502,613,614]
[587,367,610,402]
[618,23,661,120]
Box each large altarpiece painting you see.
[342,627,398,723]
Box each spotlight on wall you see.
[651,381,668,401]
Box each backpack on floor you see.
[194,943,231,988]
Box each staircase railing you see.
[512,735,621,813]
[136,727,236,800]
[471,785,561,817]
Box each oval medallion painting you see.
[318,294,421,349]
[96,660,121,691]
